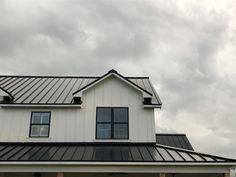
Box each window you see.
[96,107,129,139]
[29,112,51,137]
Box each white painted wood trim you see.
[0,163,233,173]
[144,105,162,108]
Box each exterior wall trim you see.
[0,163,234,173]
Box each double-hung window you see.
[96,107,129,139]
[29,112,51,137]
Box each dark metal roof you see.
[0,143,234,162]
[0,70,162,106]
[156,134,194,151]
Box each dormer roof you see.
[73,69,153,97]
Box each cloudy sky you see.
[1,0,236,158]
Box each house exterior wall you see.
[0,76,156,142]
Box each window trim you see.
[96,107,129,140]
[29,111,51,138]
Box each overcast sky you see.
[1,0,236,158]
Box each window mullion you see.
[111,108,114,139]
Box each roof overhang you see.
[0,87,14,103]
[0,162,235,173]
[0,104,81,108]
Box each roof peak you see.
[108,69,118,74]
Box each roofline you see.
[0,162,234,174]
[0,104,81,108]
[0,75,149,79]
[147,79,162,105]
[0,142,157,145]
[0,161,235,165]
[72,69,153,96]
[156,133,187,136]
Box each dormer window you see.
[29,112,51,137]
[96,107,129,139]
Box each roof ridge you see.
[0,75,149,79]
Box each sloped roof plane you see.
[0,142,234,163]
[0,70,162,107]
[156,134,194,151]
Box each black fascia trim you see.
[144,104,162,106]
[0,103,78,105]
[29,111,51,138]
[73,70,152,96]
[0,87,14,100]
[156,133,187,136]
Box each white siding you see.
[0,76,156,142]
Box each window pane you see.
[32,113,41,124]
[114,108,128,122]
[41,113,50,124]
[31,125,41,136]
[97,108,111,122]
[40,125,49,136]
[114,124,128,139]
[97,124,111,139]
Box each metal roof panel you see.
[0,143,233,162]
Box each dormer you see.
[72,69,161,108]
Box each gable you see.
[73,69,152,98]
[82,75,144,107]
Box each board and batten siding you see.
[0,76,156,142]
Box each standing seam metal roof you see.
[156,134,194,151]
[0,143,234,162]
[0,74,162,105]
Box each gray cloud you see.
[0,0,236,158]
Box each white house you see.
[0,69,235,177]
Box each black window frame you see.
[96,107,129,140]
[29,111,51,138]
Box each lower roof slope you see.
[0,143,234,163]
[156,134,194,151]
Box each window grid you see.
[29,112,51,138]
[96,107,129,139]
